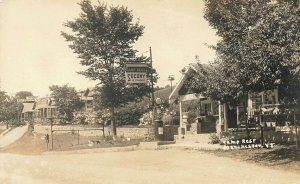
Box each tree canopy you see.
[15,91,33,100]
[62,0,153,136]
[0,90,23,126]
[191,0,300,104]
[49,84,84,122]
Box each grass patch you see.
[0,131,47,155]
[52,133,142,151]
[0,131,142,154]
[0,129,5,135]
[202,145,300,173]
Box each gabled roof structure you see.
[169,63,211,103]
[35,98,49,109]
[80,87,95,101]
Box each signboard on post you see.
[125,63,149,84]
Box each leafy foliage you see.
[49,84,84,122]
[0,90,23,125]
[195,0,300,104]
[62,0,154,135]
[114,105,145,126]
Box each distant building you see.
[35,97,57,120]
[79,87,95,111]
[20,96,57,122]
[20,102,35,122]
[20,87,97,123]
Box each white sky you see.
[0,0,218,96]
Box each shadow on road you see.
[250,146,300,166]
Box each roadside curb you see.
[160,143,223,151]
[42,145,138,155]
[42,142,223,155]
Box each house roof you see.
[49,98,56,106]
[22,103,35,113]
[79,87,95,100]
[35,97,56,109]
[169,63,210,103]
[85,87,95,97]
[35,98,49,109]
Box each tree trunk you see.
[294,110,299,149]
[108,64,116,140]
[110,107,116,140]
[296,125,299,149]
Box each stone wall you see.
[34,125,149,138]
[33,125,179,140]
[116,127,151,139]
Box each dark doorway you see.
[228,108,237,128]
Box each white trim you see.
[179,93,205,102]
[168,67,192,103]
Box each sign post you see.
[125,47,155,141]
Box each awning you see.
[22,103,35,113]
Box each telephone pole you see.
[150,47,155,120]
[168,75,175,92]
[150,47,155,108]
[149,47,158,141]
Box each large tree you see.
[62,0,152,137]
[49,84,84,122]
[197,0,300,105]
[181,0,300,133]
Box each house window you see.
[204,103,211,115]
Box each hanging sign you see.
[125,63,149,84]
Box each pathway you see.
[0,124,28,148]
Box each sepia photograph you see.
[0,0,299,183]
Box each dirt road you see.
[0,149,299,184]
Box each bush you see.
[209,133,220,144]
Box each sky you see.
[0,0,218,97]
